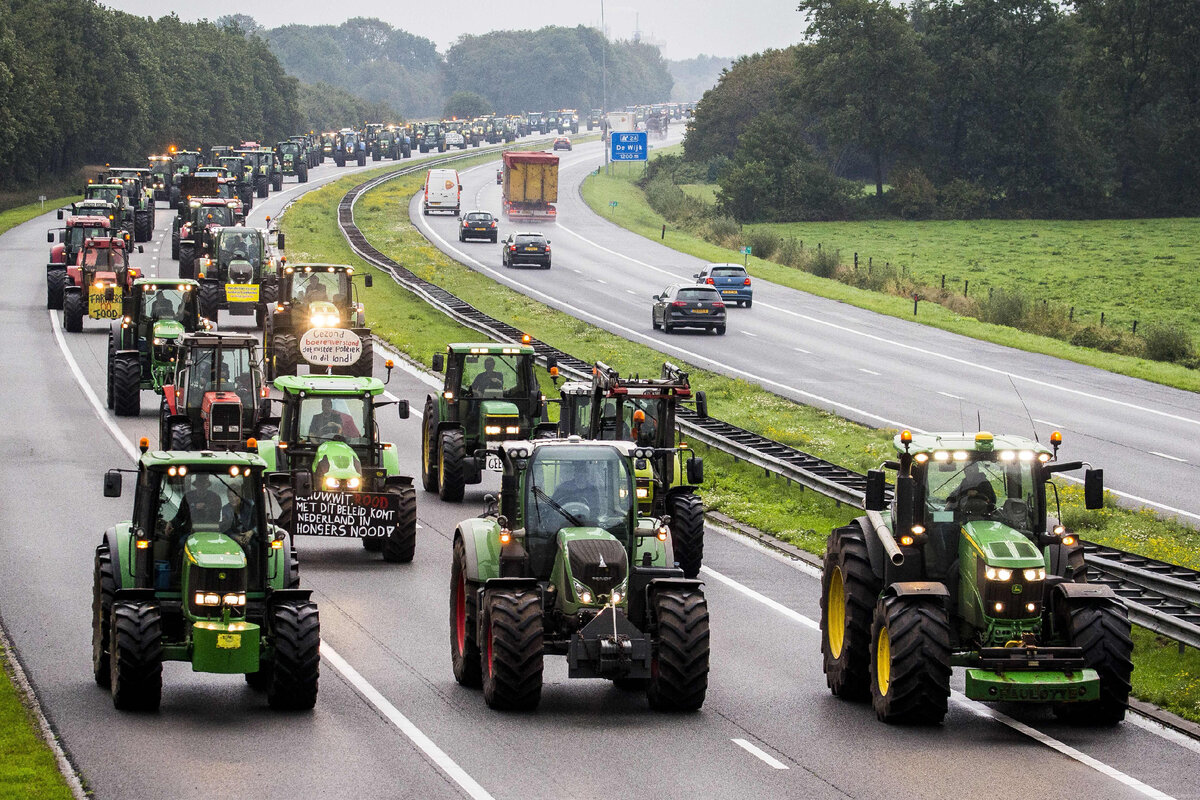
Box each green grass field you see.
[0,647,73,800]
[0,196,77,238]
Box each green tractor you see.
[195,225,282,327]
[159,332,276,451]
[107,278,204,417]
[234,148,277,197]
[147,154,174,202]
[256,372,418,563]
[558,362,708,578]
[274,141,309,183]
[821,430,1132,725]
[94,445,317,711]
[177,198,239,278]
[102,168,157,242]
[263,263,376,380]
[217,156,256,210]
[82,181,134,239]
[450,438,710,710]
[167,150,204,209]
[421,342,557,502]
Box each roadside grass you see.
[582,163,1200,393]
[0,646,73,799]
[1131,627,1200,723]
[284,149,1200,723]
[0,196,78,237]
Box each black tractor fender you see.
[113,588,156,602]
[1051,582,1117,601]
[883,581,950,600]
[384,475,414,489]
[266,588,314,608]
[101,527,124,587]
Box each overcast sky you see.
[99,0,807,60]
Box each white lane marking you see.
[1034,418,1063,428]
[1150,451,1187,463]
[595,278,607,284]
[700,562,1180,796]
[413,211,914,430]
[741,331,757,337]
[792,346,810,354]
[625,289,638,296]
[938,391,963,400]
[49,310,491,800]
[321,644,494,800]
[571,269,583,274]
[858,368,881,376]
[732,738,788,770]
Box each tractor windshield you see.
[184,346,258,411]
[153,469,261,557]
[197,206,234,227]
[596,396,662,445]
[87,187,120,205]
[278,144,298,156]
[291,271,349,307]
[459,353,529,399]
[68,226,106,249]
[523,445,634,577]
[141,287,196,327]
[82,246,127,269]
[924,458,1039,532]
[296,396,369,446]
[218,229,262,266]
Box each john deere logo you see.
[219,572,227,580]
[1011,584,1023,594]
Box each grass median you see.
[0,196,78,238]
[0,643,74,799]
[282,150,1200,723]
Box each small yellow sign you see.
[216,633,241,649]
[87,287,122,319]
[224,284,260,303]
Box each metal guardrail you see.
[332,161,1200,651]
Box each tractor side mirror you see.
[397,399,410,419]
[686,456,704,485]
[47,231,54,243]
[695,390,708,419]
[122,296,134,316]
[864,469,887,511]
[103,470,123,497]
[893,475,916,533]
[276,232,285,250]
[57,209,64,220]
[293,470,313,497]
[1084,468,1104,510]
[693,273,701,279]
[365,274,373,288]
[137,245,144,253]
[432,353,445,372]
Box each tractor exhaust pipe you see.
[866,510,904,566]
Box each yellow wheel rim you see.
[827,567,846,659]
[876,626,891,696]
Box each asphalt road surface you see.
[2,134,1199,800]
[413,135,1200,529]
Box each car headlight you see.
[324,476,340,490]
[985,567,1013,581]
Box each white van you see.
[423,168,462,216]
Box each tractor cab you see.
[264,264,375,380]
[197,226,278,324]
[108,278,205,414]
[61,236,141,331]
[48,214,111,266]
[179,199,238,277]
[160,332,269,451]
[147,154,173,200]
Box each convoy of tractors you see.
[43,112,1133,733]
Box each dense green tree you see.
[668,55,733,103]
[443,91,493,120]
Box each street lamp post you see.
[602,0,608,171]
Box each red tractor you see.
[62,237,143,333]
[47,214,112,310]
[177,198,238,278]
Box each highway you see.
[2,137,1199,800]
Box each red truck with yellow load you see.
[501,151,559,223]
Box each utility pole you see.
[602,0,608,174]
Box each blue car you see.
[694,263,753,307]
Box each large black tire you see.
[109,601,163,711]
[357,151,367,167]
[168,419,195,451]
[450,536,482,687]
[352,334,374,378]
[647,589,710,711]
[63,290,84,333]
[267,600,321,711]
[361,536,384,552]
[47,268,66,310]
[171,230,179,260]
[382,485,417,563]
[112,353,142,417]
[106,333,116,409]
[134,209,152,242]
[438,429,466,502]
[372,145,381,162]
[272,174,283,192]
[169,186,180,209]
[273,333,299,377]
[178,243,195,279]
[480,589,543,710]
[420,397,439,492]
[1054,597,1133,724]
[256,175,269,199]
[869,593,951,725]
[298,164,308,183]
[821,522,880,700]
[92,543,116,688]
[668,493,705,579]
[197,281,221,322]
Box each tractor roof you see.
[287,263,355,273]
[178,331,259,346]
[499,436,653,459]
[140,449,266,469]
[897,431,1053,458]
[68,215,111,226]
[133,277,199,288]
[447,343,535,355]
[559,380,590,395]
[273,375,386,396]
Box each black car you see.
[501,232,551,269]
[460,210,498,243]
[651,284,727,334]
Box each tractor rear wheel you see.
[481,588,543,710]
[171,230,179,260]
[106,334,116,409]
[109,601,163,711]
[357,152,367,167]
[382,485,417,563]
[352,334,374,378]
[47,268,65,310]
[362,536,384,552]
[647,588,710,711]
[1054,597,1133,724]
[869,593,951,725]
[169,186,180,209]
[62,291,84,332]
[267,600,321,710]
[168,420,195,451]
[273,333,299,377]
[822,522,881,700]
[438,429,466,502]
[134,209,152,242]
[92,543,116,688]
[420,398,439,492]
[112,353,142,417]
[178,244,195,278]
[256,175,269,198]
[272,174,283,192]
[198,281,221,322]
[669,493,705,579]
[450,536,482,688]
[298,165,308,183]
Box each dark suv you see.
[500,232,551,269]
[459,211,499,243]
[651,285,727,334]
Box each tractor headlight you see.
[573,579,594,605]
[223,592,246,606]
[1023,568,1046,581]
[324,476,340,490]
[579,591,593,605]
[310,312,340,327]
[635,487,649,499]
[195,592,222,606]
[505,425,520,435]
[611,590,622,604]
[484,425,502,436]
[347,476,361,490]
[985,567,1013,581]
[153,337,165,345]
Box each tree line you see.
[0,0,301,186]
[684,0,1200,221]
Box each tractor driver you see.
[945,462,997,519]
[469,357,505,396]
[150,290,177,320]
[302,275,329,304]
[308,398,362,439]
[162,475,224,563]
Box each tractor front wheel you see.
[821,522,881,700]
[1054,596,1133,724]
[272,174,283,192]
[92,544,116,688]
[480,588,543,710]
[381,485,417,563]
[668,493,705,578]
[298,165,308,183]
[197,281,221,322]
[267,600,321,710]
[62,290,84,333]
[47,268,66,310]
[112,353,142,417]
[178,244,195,278]
[420,398,439,492]
[868,593,951,725]
[273,333,299,377]
[438,429,466,502]
[168,419,195,451]
[256,175,269,198]
[109,601,163,711]
[647,588,710,711]
[134,209,152,242]
[450,536,482,687]
[352,334,374,378]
